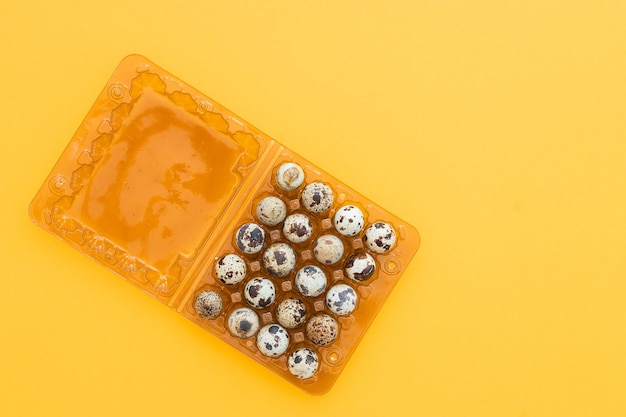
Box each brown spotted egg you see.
[364,222,397,253]
[288,348,319,379]
[301,182,334,214]
[333,205,364,237]
[295,265,327,297]
[244,277,276,309]
[276,162,305,191]
[194,290,223,319]
[306,313,339,346]
[344,252,376,281]
[215,254,247,285]
[262,243,297,277]
[256,324,290,357]
[276,298,307,328]
[313,234,344,265]
[256,196,287,226]
[235,223,266,254]
[325,284,357,316]
[228,308,260,338]
[282,213,313,243]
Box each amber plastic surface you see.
[29,55,420,395]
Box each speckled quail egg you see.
[313,234,344,265]
[235,223,266,254]
[282,213,313,243]
[256,196,287,226]
[256,324,290,357]
[364,222,397,253]
[295,265,327,297]
[288,348,319,379]
[228,308,260,338]
[344,252,376,281]
[325,284,358,316]
[276,298,307,328]
[276,162,305,191]
[333,205,365,237]
[306,313,339,346]
[244,277,276,309]
[263,242,297,277]
[194,290,223,319]
[215,254,247,285]
[301,182,334,214]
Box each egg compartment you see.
[179,148,420,395]
[30,55,420,396]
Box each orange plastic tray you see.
[29,55,420,395]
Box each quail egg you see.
[288,348,319,379]
[194,290,223,319]
[333,205,365,237]
[256,196,287,226]
[276,162,305,191]
[301,182,334,214]
[344,252,376,281]
[313,234,344,265]
[364,222,397,253]
[306,314,339,346]
[235,223,266,254]
[282,213,313,243]
[228,308,260,338]
[263,242,297,277]
[295,265,327,297]
[276,298,307,328]
[244,277,276,309]
[325,284,358,316]
[215,254,247,285]
[256,324,290,357]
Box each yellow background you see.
[1,1,625,416]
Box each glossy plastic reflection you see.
[30,55,420,395]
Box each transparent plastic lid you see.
[30,55,266,298]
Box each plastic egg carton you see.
[29,55,420,395]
